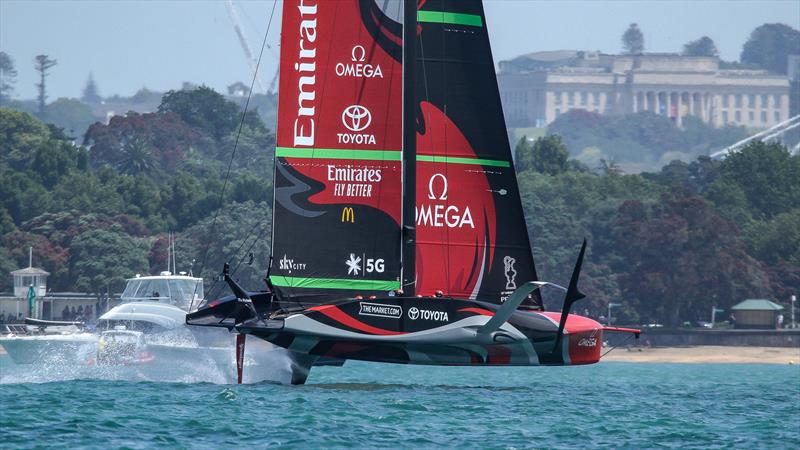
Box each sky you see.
[1,0,798,100]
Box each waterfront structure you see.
[498,51,791,129]
[1,254,116,322]
[731,299,785,330]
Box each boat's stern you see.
[538,312,603,365]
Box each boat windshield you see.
[120,278,204,311]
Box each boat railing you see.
[1,324,37,335]
[119,295,193,311]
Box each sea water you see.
[1,354,798,449]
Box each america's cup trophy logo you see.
[504,256,517,290]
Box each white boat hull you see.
[0,333,99,365]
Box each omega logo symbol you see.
[427,173,448,200]
[408,307,420,320]
[342,105,372,132]
[351,45,366,62]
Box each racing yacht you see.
[187,0,639,384]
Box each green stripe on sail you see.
[276,147,402,161]
[271,276,401,291]
[276,147,508,167]
[417,154,510,167]
[417,10,483,27]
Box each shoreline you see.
[601,345,799,364]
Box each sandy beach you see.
[602,345,800,364]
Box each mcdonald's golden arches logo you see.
[341,207,355,223]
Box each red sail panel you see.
[271,0,404,302]
[415,101,496,299]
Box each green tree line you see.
[1,86,273,295]
[514,134,799,326]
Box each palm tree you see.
[118,136,156,175]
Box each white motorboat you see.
[0,272,202,364]
[0,271,293,383]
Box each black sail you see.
[410,0,542,307]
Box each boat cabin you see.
[120,272,204,312]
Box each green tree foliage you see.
[69,227,149,294]
[33,55,57,116]
[513,136,532,171]
[84,111,202,174]
[118,136,156,175]
[180,201,273,295]
[716,141,799,219]
[746,209,800,266]
[682,36,719,57]
[622,23,644,55]
[3,230,70,289]
[158,86,243,141]
[549,110,748,169]
[0,51,18,103]
[741,23,800,74]
[516,134,569,174]
[612,191,770,326]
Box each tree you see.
[34,55,57,116]
[741,23,800,74]
[682,36,719,57]
[718,141,799,219]
[0,51,18,103]
[513,136,532,172]
[613,191,771,326]
[622,23,644,55]
[180,201,273,296]
[84,111,202,174]
[81,73,102,104]
[69,227,149,294]
[528,135,569,175]
[157,85,242,141]
[3,230,69,290]
[118,137,156,175]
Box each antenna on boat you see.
[166,233,171,274]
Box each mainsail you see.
[411,0,541,306]
[270,0,540,308]
[271,0,405,304]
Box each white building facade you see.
[498,51,791,129]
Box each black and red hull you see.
[188,296,605,369]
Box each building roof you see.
[731,299,784,311]
[10,267,50,276]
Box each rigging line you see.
[600,333,637,359]
[229,222,269,277]
[204,216,270,300]
[190,0,278,312]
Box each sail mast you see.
[401,0,417,297]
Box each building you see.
[498,51,791,129]
[0,252,119,323]
[731,299,785,330]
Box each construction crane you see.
[225,0,268,94]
